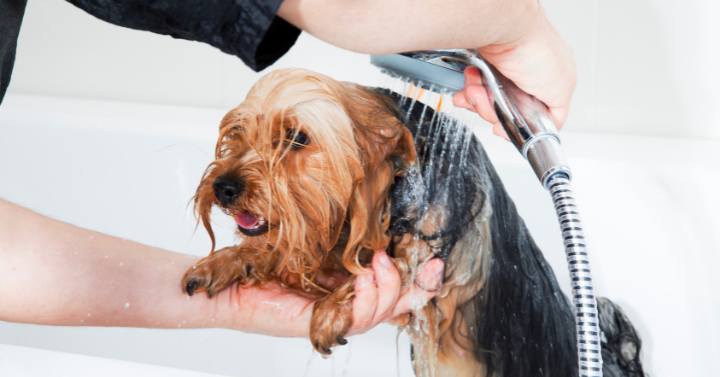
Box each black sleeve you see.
[0,0,28,106]
[66,0,301,71]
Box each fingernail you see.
[430,261,445,288]
[416,260,444,291]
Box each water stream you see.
[384,81,481,377]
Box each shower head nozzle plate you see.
[371,53,468,94]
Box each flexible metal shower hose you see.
[547,174,603,377]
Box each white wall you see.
[8,0,720,140]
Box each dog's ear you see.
[340,84,417,172]
[337,85,418,273]
[390,125,417,174]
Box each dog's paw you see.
[309,281,354,355]
[181,247,255,298]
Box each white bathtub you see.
[0,94,718,376]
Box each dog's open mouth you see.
[234,211,269,236]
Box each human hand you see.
[215,250,444,337]
[453,13,576,138]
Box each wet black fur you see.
[373,89,646,377]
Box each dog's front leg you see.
[310,279,355,355]
[182,246,267,298]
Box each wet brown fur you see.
[181,69,451,354]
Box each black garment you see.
[0,0,28,106]
[66,0,300,71]
[0,0,301,105]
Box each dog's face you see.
[194,69,415,286]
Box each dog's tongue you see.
[235,212,259,229]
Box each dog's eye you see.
[285,129,310,150]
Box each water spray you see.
[371,50,603,377]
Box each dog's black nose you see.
[213,175,243,206]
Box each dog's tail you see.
[598,297,646,377]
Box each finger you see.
[462,67,502,125]
[415,258,445,291]
[550,106,569,130]
[452,68,480,111]
[452,91,473,111]
[392,259,444,316]
[464,66,483,86]
[370,251,401,323]
[453,67,483,111]
[392,286,436,318]
[351,272,378,332]
[464,83,500,126]
[492,124,510,141]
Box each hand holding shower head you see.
[372,50,603,377]
[371,50,569,188]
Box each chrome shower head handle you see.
[423,49,571,187]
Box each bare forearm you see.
[0,199,443,340]
[0,199,222,329]
[277,0,542,54]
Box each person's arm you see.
[277,0,538,54]
[64,0,574,129]
[0,199,442,336]
[277,0,576,129]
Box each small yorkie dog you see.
[183,69,417,354]
[183,69,646,377]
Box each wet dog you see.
[182,69,645,377]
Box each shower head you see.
[370,52,466,93]
[371,49,571,187]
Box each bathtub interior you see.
[0,344,226,377]
[0,93,719,376]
